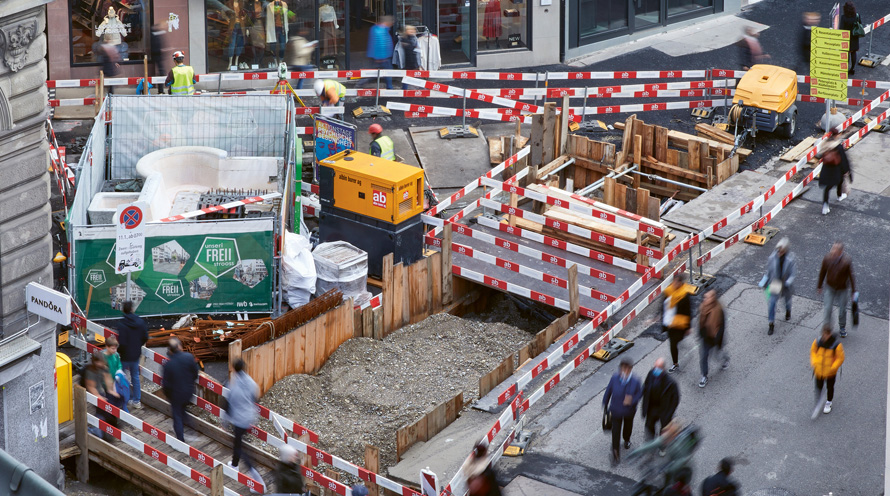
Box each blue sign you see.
[314,115,356,166]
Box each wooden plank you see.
[400,261,410,327]
[427,402,447,440]
[382,253,394,334]
[408,261,421,324]
[488,136,503,164]
[536,155,571,179]
[614,122,752,160]
[614,183,627,212]
[528,113,545,174]
[441,224,453,306]
[666,149,680,166]
[642,156,709,183]
[688,139,701,172]
[88,436,203,496]
[295,321,307,373]
[625,187,637,214]
[543,206,639,241]
[353,307,363,338]
[424,256,434,320]
[362,307,373,338]
[211,464,224,496]
[642,124,654,158]
[695,122,735,145]
[636,188,650,218]
[228,339,242,373]
[264,340,275,393]
[74,385,89,482]
[285,331,297,376]
[365,445,381,496]
[274,334,286,383]
[649,198,661,221]
[446,392,463,424]
[633,135,642,166]
[654,126,668,162]
[603,176,615,207]
[707,165,714,189]
[304,317,317,373]
[780,136,818,162]
[716,157,732,184]
[430,252,442,313]
[542,102,557,164]
[568,264,579,323]
[700,141,710,164]
[559,95,570,154]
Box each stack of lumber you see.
[488,135,530,164]
[612,115,744,201]
[695,123,736,145]
[780,136,818,163]
[145,290,343,362]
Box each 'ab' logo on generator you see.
[372,189,387,208]
[195,237,241,279]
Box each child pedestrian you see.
[663,273,692,373]
[811,325,844,417]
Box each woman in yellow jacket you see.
[811,324,845,417]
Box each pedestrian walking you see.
[698,290,728,388]
[285,28,317,89]
[103,335,122,379]
[701,458,740,496]
[274,444,305,494]
[760,237,795,336]
[738,26,770,70]
[368,123,395,160]
[627,419,699,493]
[642,358,680,441]
[466,443,501,496]
[815,129,852,215]
[603,358,642,463]
[798,12,820,73]
[399,25,420,89]
[361,16,394,90]
[222,358,266,488]
[117,300,148,409]
[839,2,864,76]
[161,337,199,442]
[811,325,845,418]
[818,242,856,337]
[84,351,120,433]
[150,23,171,89]
[663,469,692,496]
[165,50,197,95]
[98,43,122,94]
[663,273,693,373]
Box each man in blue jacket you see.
[362,16,394,90]
[162,337,199,442]
[116,300,148,409]
[604,357,643,463]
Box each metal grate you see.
[399,197,412,215]
[108,94,290,179]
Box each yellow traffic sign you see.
[811,85,848,101]
[812,27,851,41]
[811,47,848,60]
[810,67,848,81]
[811,57,849,72]
[810,78,847,92]
[812,37,850,51]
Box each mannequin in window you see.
[482,0,502,49]
[96,6,130,60]
[265,0,290,67]
[245,0,266,67]
[225,0,247,69]
[319,1,340,56]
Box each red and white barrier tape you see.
[401,76,546,115]
[87,391,265,492]
[155,192,281,223]
[87,414,241,495]
[863,12,890,34]
[428,222,616,283]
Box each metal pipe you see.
[627,169,708,193]
[577,164,637,195]
[543,158,576,178]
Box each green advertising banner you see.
[73,219,274,318]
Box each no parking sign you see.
[115,202,147,274]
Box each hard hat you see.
[368,123,383,134]
[314,80,325,96]
[172,50,185,59]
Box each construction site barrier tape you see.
[155,192,281,222]
[86,390,265,492]
[87,414,241,495]
[863,12,890,34]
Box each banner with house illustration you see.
[72,219,274,318]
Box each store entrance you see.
[438,0,472,65]
[348,0,389,70]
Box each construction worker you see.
[314,79,346,107]
[165,50,196,95]
[368,123,395,160]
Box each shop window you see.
[579,0,628,37]
[478,0,528,51]
[70,0,152,65]
[668,0,713,18]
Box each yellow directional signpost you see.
[811,26,850,101]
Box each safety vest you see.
[372,136,395,160]
[324,80,346,101]
[171,65,195,95]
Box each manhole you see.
[750,489,796,496]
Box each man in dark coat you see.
[642,358,680,441]
[116,300,148,409]
[161,337,199,441]
[604,358,643,463]
[816,130,852,215]
[275,445,305,494]
[701,458,740,496]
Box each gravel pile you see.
[256,312,534,471]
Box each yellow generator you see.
[727,64,798,139]
[317,150,425,276]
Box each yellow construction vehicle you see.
[718,65,799,140]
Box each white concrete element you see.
[87,191,140,225]
[135,146,280,221]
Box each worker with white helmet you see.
[164,50,196,95]
[368,123,395,160]
[314,79,346,107]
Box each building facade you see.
[0,0,61,487]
